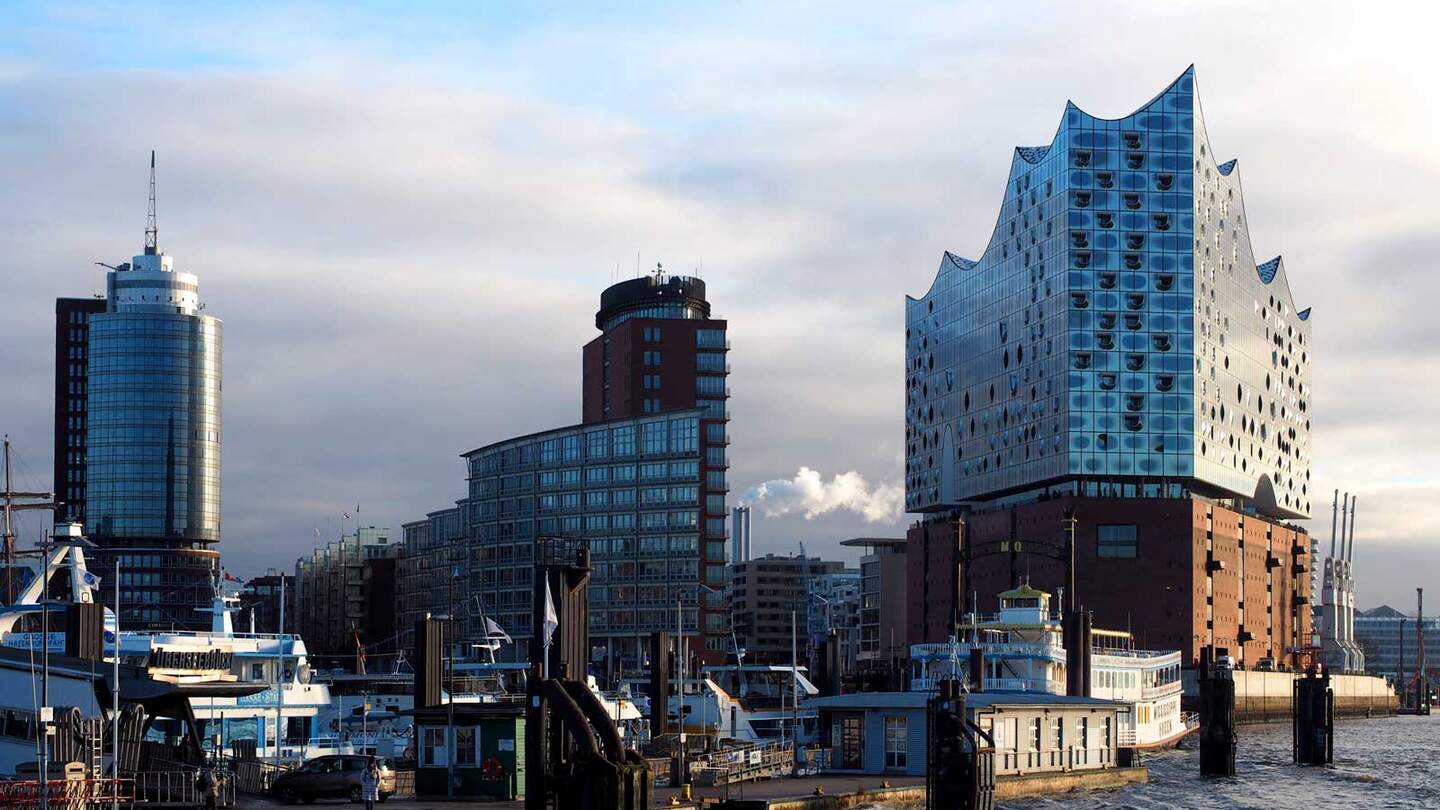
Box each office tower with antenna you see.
[54,153,223,629]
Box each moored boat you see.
[909,584,1196,750]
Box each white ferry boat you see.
[909,584,1195,750]
[0,537,333,763]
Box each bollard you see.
[1198,647,1237,777]
[927,679,995,810]
[1293,666,1333,765]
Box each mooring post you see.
[1293,665,1333,765]
[1198,646,1236,776]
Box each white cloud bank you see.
[741,467,903,524]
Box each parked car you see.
[270,755,395,804]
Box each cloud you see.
[2,2,1440,586]
[741,467,903,524]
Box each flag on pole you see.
[542,579,559,648]
[222,569,241,583]
[484,617,512,644]
[80,570,101,590]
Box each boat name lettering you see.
[152,648,233,670]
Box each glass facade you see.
[82,246,223,629]
[462,410,712,666]
[87,312,222,540]
[906,68,1311,520]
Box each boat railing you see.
[1091,647,1180,661]
[137,630,303,642]
[911,676,1060,694]
[960,612,1065,625]
[912,641,1065,660]
[1140,682,1184,700]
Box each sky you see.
[2,1,1438,611]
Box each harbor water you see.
[871,716,1439,810]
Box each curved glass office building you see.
[901,68,1316,666]
[905,66,1312,520]
[86,240,222,628]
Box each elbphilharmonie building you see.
[906,66,1310,520]
[903,69,1314,666]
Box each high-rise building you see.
[401,269,731,673]
[903,68,1313,666]
[397,506,465,641]
[730,505,752,563]
[294,527,398,664]
[462,409,716,667]
[61,155,223,629]
[53,297,107,524]
[582,271,729,425]
[729,554,845,665]
[841,537,908,671]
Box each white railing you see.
[1140,682,1184,700]
[911,641,1065,660]
[910,676,1062,694]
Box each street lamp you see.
[696,583,728,745]
[808,592,832,676]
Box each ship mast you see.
[1,437,55,605]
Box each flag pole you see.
[112,558,121,810]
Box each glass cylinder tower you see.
[86,158,222,629]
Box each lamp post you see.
[696,583,727,746]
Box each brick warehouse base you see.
[907,495,1313,667]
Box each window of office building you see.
[669,418,698,452]
[613,426,636,456]
[641,421,666,454]
[696,329,726,348]
[586,430,608,459]
[1097,524,1138,558]
[696,352,726,372]
[696,376,725,396]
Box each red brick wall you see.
[939,496,1309,666]
[905,520,962,646]
[581,318,726,424]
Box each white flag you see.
[542,580,559,649]
[80,570,101,590]
[484,617,512,644]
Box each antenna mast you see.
[144,150,158,255]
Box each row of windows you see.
[536,486,698,510]
[475,416,701,476]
